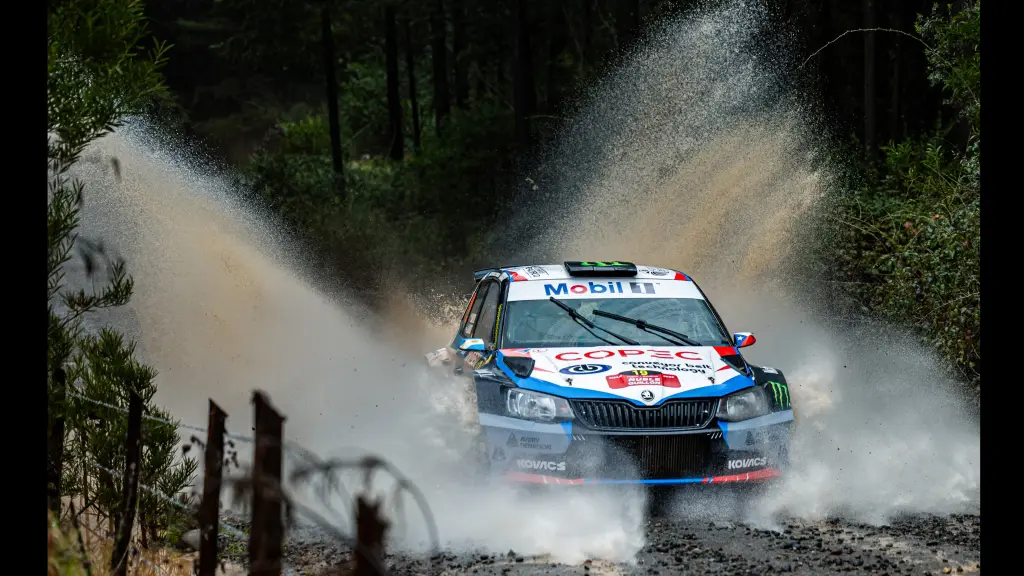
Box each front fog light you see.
[718,387,770,422]
[505,388,574,422]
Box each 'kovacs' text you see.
[727,457,767,470]
[515,459,566,471]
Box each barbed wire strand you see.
[68,390,256,444]
[68,390,355,457]
[88,459,249,540]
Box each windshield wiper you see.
[591,310,703,347]
[548,297,639,346]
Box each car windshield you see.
[502,297,732,349]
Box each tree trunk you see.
[451,0,468,108]
[887,0,902,143]
[430,0,451,135]
[47,367,67,517]
[631,0,641,43]
[321,5,346,196]
[546,1,568,113]
[495,32,506,99]
[582,0,593,66]
[110,392,143,576]
[862,0,876,154]
[405,20,422,152]
[616,0,639,52]
[513,0,535,149]
[385,5,404,160]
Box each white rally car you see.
[426,261,795,485]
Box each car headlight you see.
[505,388,574,422]
[717,387,770,422]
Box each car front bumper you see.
[478,409,794,486]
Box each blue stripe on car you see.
[493,351,754,406]
[478,412,572,435]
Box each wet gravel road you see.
[222,508,980,575]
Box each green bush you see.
[832,1,980,385]
[242,101,514,288]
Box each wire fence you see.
[53,388,437,576]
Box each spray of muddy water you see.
[497,0,980,525]
[68,125,644,563]
[64,0,978,565]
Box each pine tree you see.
[48,0,198,544]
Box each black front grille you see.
[566,434,712,479]
[570,398,718,430]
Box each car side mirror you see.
[459,338,487,352]
[733,332,756,348]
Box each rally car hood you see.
[497,345,752,405]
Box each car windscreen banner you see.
[507,279,704,301]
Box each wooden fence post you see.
[354,495,389,576]
[198,400,228,576]
[111,390,143,576]
[249,391,285,576]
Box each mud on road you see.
[222,509,979,576]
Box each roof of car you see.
[483,264,692,282]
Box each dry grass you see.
[48,511,198,576]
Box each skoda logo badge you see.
[640,390,655,402]
[559,364,612,375]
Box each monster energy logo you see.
[767,381,791,409]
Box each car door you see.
[455,278,502,374]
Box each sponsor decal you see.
[555,349,705,361]
[515,459,566,472]
[622,361,712,374]
[578,261,628,266]
[762,366,779,374]
[728,457,768,470]
[543,281,656,296]
[767,381,791,409]
[640,390,655,402]
[640,267,671,276]
[606,370,682,389]
[508,276,702,301]
[516,436,552,450]
[559,363,612,375]
[525,266,548,277]
[503,432,553,451]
